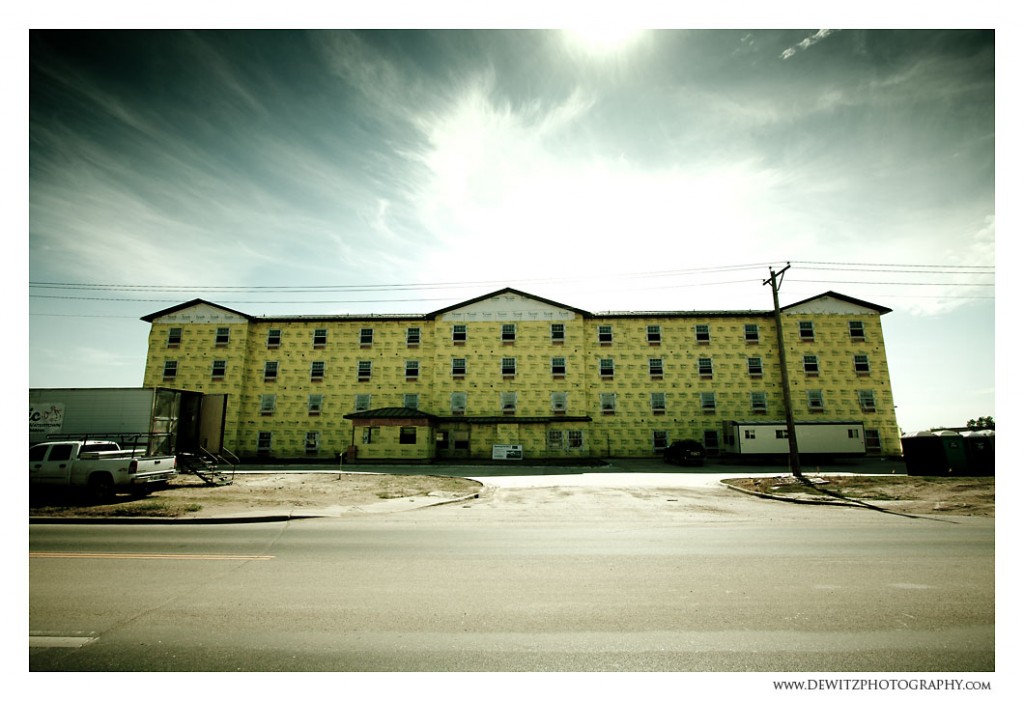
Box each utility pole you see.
[764,264,802,479]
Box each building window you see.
[162,360,177,381]
[501,392,517,414]
[849,320,866,340]
[405,360,420,380]
[551,357,566,378]
[259,394,276,415]
[854,354,871,374]
[451,392,467,415]
[744,324,759,343]
[551,323,565,342]
[215,327,230,346]
[360,328,373,346]
[452,358,467,378]
[502,357,517,378]
[407,327,421,346]
[600,393,616,414]
[167,327,182,348]
[567,430,584,449]
[211,360,226,380]
[403,394,419,410]
[547,430,564,450]
[698,357,713,378]
[310,361,325,381]
[807,389,825,411]
[305,431,320,454]
[362,427,379,444]
[267,329,281,348]
[502,324,516,343]
[551,392,568,414]
[354,394,370,412]
[747,357,763,378]
[803,354,819,375]
[264,361,279,381]
[649,358,664,378]
[700,392,717,412]
[799,321,815,341]
[653,431,669,450]
[651,392,666,414]
[452,324,467,343]
[865,429,882,453]
[313,329,327,348]
[695,324,711,343]
[309,394,324,415]
[858,389,876,412]
[647,325,662,344]
[751,391,767,413]
[357,361,372,382]
[598,325,613,345]
[257,432,272,454]
[600,359,615,379]
[399,427,417,445]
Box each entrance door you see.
[436,425,470,459]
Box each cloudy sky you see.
[27,27,996,433]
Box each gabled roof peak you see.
[780,291,892,315]
[140,298,250,323]
[426,287,592,319]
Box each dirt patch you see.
[29,473,995,520]
[29,472,483,519]
[723,475,994,517]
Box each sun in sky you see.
[564,27,646,55]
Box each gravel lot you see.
[29,472,484,519]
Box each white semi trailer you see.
[29,387,226,458]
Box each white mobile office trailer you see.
[721,421,867,457]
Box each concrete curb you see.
[722,481,896,510]
[29,484,489,525]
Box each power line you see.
[27,260,997,311]
[789,280,994,287]
[26,263,778,293]
[28,260,993,294]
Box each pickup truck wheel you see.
[88,473,115,502]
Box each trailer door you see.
[199,394,227,454]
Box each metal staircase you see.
[177,448,237,486]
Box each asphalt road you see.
[29,473,993,673]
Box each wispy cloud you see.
[780,29,840,60]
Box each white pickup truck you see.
[29,441,176,499]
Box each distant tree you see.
[966,416,995,430]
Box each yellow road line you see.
[30,552,274,560]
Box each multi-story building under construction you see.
[140,288,901,462]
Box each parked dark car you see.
[663,439,706,466]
